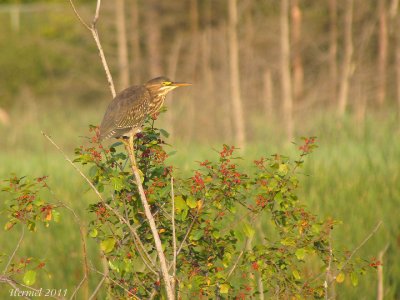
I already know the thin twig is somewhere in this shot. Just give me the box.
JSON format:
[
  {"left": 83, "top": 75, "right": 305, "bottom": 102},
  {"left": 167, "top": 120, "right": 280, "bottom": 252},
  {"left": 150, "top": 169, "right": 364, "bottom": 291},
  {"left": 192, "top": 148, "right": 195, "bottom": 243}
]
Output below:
[
  {"left": 68, "top": 0, "right": 116, "bottom": 97},
  {"left": 68, "top": 0, "right": 90, "bottom": 30},
  {"left": 227, "top": 250, "right": 244, "bottom": 279},
  {"left": 324, "top": 234, "right": 333, "bottom": 300},
  {"left": 125, "top": 136, "right": 174, "bottom": 299},
  {"left": 331, "top": 220, "right": 383, "bottom": 281},
  {"left": 42, "top": 132, "right": 157, "bottom": 276},
  {"left": 0, "top": 275, "right": 31, "bottom": 300},
  {"left": 91, "top": 28, "right": 116, "bottom": 97},
  {"left": 88, "top": 266, "right": 108, "bottom": 300},
  {"left": 69, "top": 274, "right": 87, "bottom": 300},
  {"left": 60, "top": 203, "right": 89, "bottom": 299},
  {"left": 89, "top": 264, "right": 143, "bottom": 299},
  {"left": 226, "top": 235, "right": 252, "bottom": 280},
  {"left": 175, "top": 201, "right": 203, "bottom": 258},
  {"left": 3, "top": 226, "right": 25, "bottom": 274},
  {"left": 93, "top": 0, "right": 101, "bottom": 25},
  {"left": 0, "top": 275, "right": 64, "bottom": 300},
  {"left": 171, "top": 177, "right": 177, "bottom": 294}
]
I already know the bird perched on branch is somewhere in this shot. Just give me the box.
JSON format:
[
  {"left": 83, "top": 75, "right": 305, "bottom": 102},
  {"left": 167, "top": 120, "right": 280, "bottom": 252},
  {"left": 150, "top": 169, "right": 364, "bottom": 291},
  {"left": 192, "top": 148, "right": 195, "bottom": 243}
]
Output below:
[{"left": 99, "top": 76, "right": 191, "bottom": 141}]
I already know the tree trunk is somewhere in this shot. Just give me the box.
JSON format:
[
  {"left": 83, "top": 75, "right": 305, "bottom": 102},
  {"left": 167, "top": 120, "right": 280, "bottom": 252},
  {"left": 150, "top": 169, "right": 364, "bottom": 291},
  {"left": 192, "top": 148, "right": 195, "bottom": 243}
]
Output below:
[
  {"left": 396, "top": 12, "right": 400, "bottom": 118},
  {"left": 280, "top": 0, "right": 294, "bottom": 140},
  {"left": 166, "top": 35, "right": 183, "bottom": 139},
  {"left": 263, "top": 68, "right": 273, "bottom": 120},
  {"left": 291, "top": 0, "right": 303, "bottom": 103},
  {"left": 329, "top": 0, "right": 338, "bottom": 103},
  {"left": 377, "top": 0, "right": 388, "bottom": 106},
  {"left": 390, "top": 0, "right": 399, "bottom": 18},
  {"left": 338, "top": 0, "right": 354, "bottom": 117},
  {"left": 228, "top": 0, "right": 246, "bottom": 149},
  {"left": 190, "top": 0, "right": 199, "bottom": 35},
  {"left": 130, "top": 0, "right": 141, "bottom": 83},
  {"left": 144, "top": 0, "right": 162, "bottom": 77},
  {"left": 116, "top": 0, "right": 130, "bottom": 89}
]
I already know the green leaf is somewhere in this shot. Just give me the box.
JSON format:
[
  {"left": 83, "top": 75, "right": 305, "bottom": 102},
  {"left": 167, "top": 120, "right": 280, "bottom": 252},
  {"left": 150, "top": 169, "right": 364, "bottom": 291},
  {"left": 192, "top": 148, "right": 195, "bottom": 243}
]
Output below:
[
  {"left": 278, "top": 163, "right": 289, "bottom": 176},
  {"left": 27, "top": 221, "right": 36, "bottom": 232},
  {"left": 190, "top": 229, "right": 203, "bottom": 241},
  {"left": 219, "top": 283, "right": 230, "bottom": 294},
  {"left": 52, "top": 210, "right": 61, "bottom": 222},
  {"left": 159, "top": 128, "right": 170, "bottom": 138},
  {"left": 89, "top": 228, "right": 98, "bottom": 238},
  {"left": 212, "top": 231, "right": 220, "bottom": 239},
  {"left": 108, "top": 260, "right": 120, "bottom": 273},
  {"left": 280, "top": 237, "right": 295, "bottom": 246},
  {"left": 89, "top": 166, "right": 98, "bottom": 178},
  {"left": 311, "top": 224, "right": 321, "bottom": 234},
  {"left": 32, "top": 198, "right": 45, "bottom": 206},
  {"left": 23, "top": 270, "right": 36, "bottom": 286},
  {"left": 101, "top": 238, "right": 116, "bottom": 253},
  {"left": 111, "top": 177, "right": 124, "bottom": 192},
  {"left": 243, "top": 222, "right": 255, "bottom": 238},
  {"left": 351, "top": 272, "right": 359, "bottom": 286},
  {"left": 295, "top": 248, "right": 306, "bottom": 260},
  {"left": 186, "top": 197, "right": 197, "bottom": 209},
  {"left": 292, "top": 269, "right": 301, "bottom": 280},
  {"left": 336, "top": 272, "right": 345, "bottom": 283},
  {"left": 174, "top": 196, "right": 188, "bottom": 213}
]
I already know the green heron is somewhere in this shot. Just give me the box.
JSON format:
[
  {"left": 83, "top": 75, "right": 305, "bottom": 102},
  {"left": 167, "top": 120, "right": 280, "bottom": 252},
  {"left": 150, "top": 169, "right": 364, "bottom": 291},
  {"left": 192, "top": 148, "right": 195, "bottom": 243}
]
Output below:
[{"left": 99, "top": 76, "right": 191, "bottom": 141}]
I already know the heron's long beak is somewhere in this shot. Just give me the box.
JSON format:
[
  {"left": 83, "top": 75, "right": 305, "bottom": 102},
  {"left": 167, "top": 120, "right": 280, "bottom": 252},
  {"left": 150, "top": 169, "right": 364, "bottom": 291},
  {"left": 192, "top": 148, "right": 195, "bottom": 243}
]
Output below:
[{"left": 172, "top": 82, "right": 192, "bottom": 87}]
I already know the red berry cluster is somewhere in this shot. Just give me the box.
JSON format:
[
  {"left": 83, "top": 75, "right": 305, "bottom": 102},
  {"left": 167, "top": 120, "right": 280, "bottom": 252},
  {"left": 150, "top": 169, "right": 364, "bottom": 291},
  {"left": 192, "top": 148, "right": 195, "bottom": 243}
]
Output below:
[
  {"left": 369, "top": 257, "right": 382, "bottom": 268},
  {"left": 299, "top": 137, "right": 316, "bottom": 153}
]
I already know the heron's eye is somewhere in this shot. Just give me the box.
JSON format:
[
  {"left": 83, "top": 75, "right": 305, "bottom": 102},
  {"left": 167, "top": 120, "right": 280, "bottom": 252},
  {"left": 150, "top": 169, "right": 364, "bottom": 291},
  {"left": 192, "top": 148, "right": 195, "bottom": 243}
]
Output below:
[{"left": 162, "top": 81, "right": 172, "bottom": 86}]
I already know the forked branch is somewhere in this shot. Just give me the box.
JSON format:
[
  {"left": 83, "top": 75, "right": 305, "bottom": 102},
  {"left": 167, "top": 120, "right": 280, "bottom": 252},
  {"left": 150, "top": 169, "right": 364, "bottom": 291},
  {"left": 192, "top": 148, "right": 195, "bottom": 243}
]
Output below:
[{"left": 68, "top": 0, "right": 116, "bottom": 97}]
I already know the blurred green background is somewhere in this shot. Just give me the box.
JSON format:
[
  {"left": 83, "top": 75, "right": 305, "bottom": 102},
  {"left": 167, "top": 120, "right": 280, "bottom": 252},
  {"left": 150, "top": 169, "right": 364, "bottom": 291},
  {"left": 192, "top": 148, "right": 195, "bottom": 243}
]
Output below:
[{"left": 0, "top": 0, "right": 399, "bottom": 299}]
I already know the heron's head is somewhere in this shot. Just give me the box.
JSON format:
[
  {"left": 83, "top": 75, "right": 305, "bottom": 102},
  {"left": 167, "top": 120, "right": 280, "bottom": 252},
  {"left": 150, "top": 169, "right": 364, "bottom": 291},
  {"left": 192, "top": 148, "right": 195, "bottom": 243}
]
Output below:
[{"left": 145, "top": 76, "right": 191, "bottom": 96}]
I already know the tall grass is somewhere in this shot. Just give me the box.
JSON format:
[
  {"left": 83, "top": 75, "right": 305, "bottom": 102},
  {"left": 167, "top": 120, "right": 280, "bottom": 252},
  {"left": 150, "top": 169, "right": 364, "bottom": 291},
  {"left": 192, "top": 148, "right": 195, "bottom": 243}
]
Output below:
[{"left": 0, "top": 107, "right": 399, "bottom": 299}]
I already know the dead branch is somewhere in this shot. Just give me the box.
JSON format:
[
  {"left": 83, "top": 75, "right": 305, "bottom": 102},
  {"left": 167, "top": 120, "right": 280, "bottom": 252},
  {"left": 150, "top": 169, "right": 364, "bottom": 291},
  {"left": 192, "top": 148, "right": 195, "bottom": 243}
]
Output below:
[
  {"left": 3, "top": 227, "right": 24, "bottom": 274},
  {"left": 377, "top": 244, "right": 390, "bottom": 300},
  {"left": 171, "top": 177, "right": 177, "bottom": 293},
  {"left": 68, "top": 0, "right": 116, "bottom": 97},
  {"left": 125, "top": 136, "right": 175, "bottom": 299},
  {"left": 331, "top": 221, "right": 383, "bottom": 281}
]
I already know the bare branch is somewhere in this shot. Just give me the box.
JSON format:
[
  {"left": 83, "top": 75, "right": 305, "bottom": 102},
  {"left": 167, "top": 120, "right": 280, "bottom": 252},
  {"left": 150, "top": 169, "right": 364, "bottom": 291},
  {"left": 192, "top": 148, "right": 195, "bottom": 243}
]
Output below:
[
  {"left": 60, "top": 203, "right": 89, "bottom": 299},
  {"left": 175, "top": 200, "right": 203, "bottom": 258},
  {"left": 125, "top": 136, "right": 174, "bottom": 299},
  {"left": 3, "top": 227, "right": 25, "bottom": 274},
  {"left": 226, "top": 234, "right": 253, "bottom": 280},
  {"left": 377, "top": 243, "right": 390, "bottom": 300},
  {"left": 91, "top": 29, "right": 116, "bottom": 98},
  {"left": 324, "top": 234, "right": 334, "bottom": 300},
  {"left": 88, "top": 266, "right": 107, "bottom": 300},
  {"left": 89, "top": 264, "right": 143, "bottom": 299},
  {"left": 171, "top": 177, "right": 177, "bottom": 293},
  {"left": 0, "top": 275, "right": 31, "bottom": 300},
  {"left": 227, "top": 250, "right": 243, "bottom": 279},
  {"left": 69, "top": 274, "right": 87, "bottom": 300},
  {"left": 0, "top": 275, "right": 64, "bottom": 300},
  {"left": 68, "top": 0, "right": 116, "bottom": 97},
  {"left": 332, "top": 221, "right": 383, "bottom": 281},
  {"left": 93, "top": 0, "right": 101, "bottom": 26},
  {"left": 68, "top": 0, "right": 90, "bottom": 30}
]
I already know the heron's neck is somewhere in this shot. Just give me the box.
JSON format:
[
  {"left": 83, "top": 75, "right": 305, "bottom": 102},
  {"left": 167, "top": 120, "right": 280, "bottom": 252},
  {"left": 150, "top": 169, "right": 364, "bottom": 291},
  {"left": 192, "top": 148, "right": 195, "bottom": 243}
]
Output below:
[{"left": 148, "top": 92, "right": 166, "bottom": 114}]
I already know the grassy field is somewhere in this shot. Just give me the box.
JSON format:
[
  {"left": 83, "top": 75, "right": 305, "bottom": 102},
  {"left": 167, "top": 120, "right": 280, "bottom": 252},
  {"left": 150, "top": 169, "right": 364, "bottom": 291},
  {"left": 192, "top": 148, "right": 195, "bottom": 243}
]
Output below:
[{"left": 0, "top": 107, "right": 399, "bottom": 299}]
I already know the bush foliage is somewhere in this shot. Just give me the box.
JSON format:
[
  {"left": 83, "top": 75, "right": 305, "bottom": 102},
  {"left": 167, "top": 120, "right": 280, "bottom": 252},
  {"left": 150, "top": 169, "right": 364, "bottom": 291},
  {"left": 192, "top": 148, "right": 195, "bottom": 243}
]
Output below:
[{"left": 1, "top": 116, "right": 376, "bottom": 299}]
